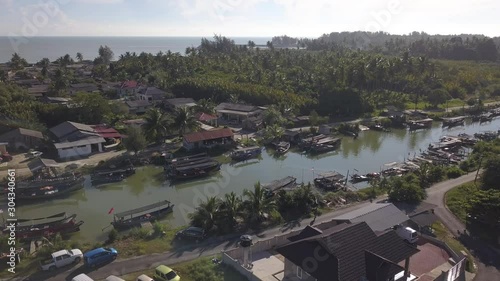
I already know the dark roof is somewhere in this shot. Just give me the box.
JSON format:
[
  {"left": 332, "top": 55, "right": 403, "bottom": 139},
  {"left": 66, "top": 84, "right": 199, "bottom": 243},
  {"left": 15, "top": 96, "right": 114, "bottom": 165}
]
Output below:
[
  {"left": 28, "top": 158, "right": 59, "bottom": 173},
  {"left": 50, "top": 121, "right": 100, "bottom": 142},
  {"left": 140, "top": 86, "right": 166, "bottom": 97},
  {"left": 333, "top": 203, "right": 409, "bottom": 232},
  {"left": 184, "top": 128, "right": 233, "bottom": 143},
  {"left": 410, "top": 212, "right": 439, "bottom": 227},
  {"left": 0, "top": 128, "right": 44, "bottom": 140},
  {"left": 216, "top": 103, "right": 259, "bottom": 112},
  {"left": 393, "top": 202, "right": 438, "bottom": 217},
  {"left": 365, "top": 250, "right": 405, "bottom": 281},
  {"left": 28, "top": 84, "right": 49, "bottom": 94},
  {"left": 277, "top": 222, "right": 419, "bottom": 281},
  {"left": 125, "top": 100, "right": 151, "bottom": 108},
  {"left": 287, "top": 225, "right": 323, "bottom": 242},
  {"left": 165, "top": 98, "right": 196, "bottom": 107}
]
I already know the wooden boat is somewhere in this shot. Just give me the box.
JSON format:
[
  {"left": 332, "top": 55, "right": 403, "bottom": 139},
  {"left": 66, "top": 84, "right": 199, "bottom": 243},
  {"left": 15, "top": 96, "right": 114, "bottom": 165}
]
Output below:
[
  {"left": 309, "top": 138, "right": 341, "bottom": 154},
  {"left": 166, "top": 153, "right": 208, "bottom": 166},
  {"left": 230, "top": 146, "right": 262, "bottom": 162},
  {"left": 369, "top": 124, "right": 390, "bottom": 132},
  {"left": 350, "top": 174, "right": 369, "bottom": 183},
  {"left": 16, "top": 173, "right": 84, "bottom": 189},
  {"left": 442, "top": 117, "right": 465, "bottom": 128},
  {"left": 365, "top": 172, "right": 381, "bottom": 180},
  {"left": 262, "top": 176, "right": 297, "bottom": 196},
  {"left": 169, "top": 161, "right": 222, "bottom": 180},
  {"left": 4, "top": 213, "right": 84, "bottom": 241},
  {"left": 16, "top": 176, "right": 85, "bottom": 201},
  {"left": 275, "top": 142, "right": 290, "bottom": 154},
  {"left": 408, "top": 118, "right": 433, "bottom": 130},
  {"left": 111, "top": 200, "right": 174, "bottom": 230},
  {"left": 314, "top": 172, "right": 345, "bottom": 190},
  {"left": 91, "top": 167, "right": 135, "bottom": 186},
  {"left": 480, "top": 114, "right": 493, "bottom": 123}
]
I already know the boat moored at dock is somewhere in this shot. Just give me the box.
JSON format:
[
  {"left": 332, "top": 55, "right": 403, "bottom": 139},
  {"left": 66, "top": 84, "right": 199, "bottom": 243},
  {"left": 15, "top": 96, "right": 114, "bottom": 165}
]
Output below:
[
  {"left": 230, "top": 146, "right": 262, "bottom": 162},
  {"left": 111, "top": 200, "right": 174, "bottom": 230}
]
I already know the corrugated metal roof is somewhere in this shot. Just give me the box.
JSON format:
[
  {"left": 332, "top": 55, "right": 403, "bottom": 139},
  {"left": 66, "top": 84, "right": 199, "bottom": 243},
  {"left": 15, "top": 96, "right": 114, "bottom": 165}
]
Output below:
[
  {"left": 28, "top": 158, "right": 59, "bottom": 172},
  {"left": 184, "top": 128, "right": 233, "bottom": 143},
  {"left": 334, "top": 203, "right": 409, "bottom": 232},
  {"left": 50, "top": 121, "right": 96, "bottom": 140}
]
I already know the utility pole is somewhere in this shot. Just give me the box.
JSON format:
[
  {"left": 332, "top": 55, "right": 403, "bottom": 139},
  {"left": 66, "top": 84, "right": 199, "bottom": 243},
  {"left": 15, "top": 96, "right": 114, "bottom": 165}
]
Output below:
[{"left": 474, "top": 154, "right": 484, "bottom": 184}]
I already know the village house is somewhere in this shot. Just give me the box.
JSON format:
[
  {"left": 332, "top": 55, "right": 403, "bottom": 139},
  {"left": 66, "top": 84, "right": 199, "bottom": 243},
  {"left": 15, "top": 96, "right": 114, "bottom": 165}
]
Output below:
[
  {"left": 276, "top": 222, "right": 419, "bottom": 281},
  {"left": 183, "top": 128, "right": 234, "bottom": 151},
  {"left": 0, "top": 127, "right": 45, "bottom": 151},
  {"left": 90, "top": 124, "right": 123, "bottom": 150},
  {"left": 215, "top": 103, "right": 265, "bottom": 125},
  {"left": 137, "top": 86, "right": 168, "bottom": 103},
  {"left": 196, "top": 112, "right": 218, "bottom": 127},
  {"left": 40, "top": 96, "right": 71, "bottom": 105},
  {"left": 125, "top": 100, "right": 152, "bottom": 115},
  {"left": 69, "top": 83, "right": 100, "bottom": 95},
  {"left": 119, "top": 80, "right": 140, "bottom": 98},
  {"left": 164, "top": 98, "right": 197, "bottom": 111},
  {"left": 49, "top": 121, "right": 106, "bottom": 159},
  {"left": 100, "top": 81, "right": 121, "bottom": 97},
  {"left": 27, "top": 84, "right": 50, "bottom": 98}
]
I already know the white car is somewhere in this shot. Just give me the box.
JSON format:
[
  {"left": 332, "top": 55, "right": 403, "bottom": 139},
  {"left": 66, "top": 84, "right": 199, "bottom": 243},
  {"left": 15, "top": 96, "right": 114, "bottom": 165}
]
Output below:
[
  {"left": 137, "top": 274, "right": 154, "bottom": 281},
  {"left": 106, "top": 275, "right": 125, "bottom": 281},
  {"left": 28, "top": 151, "right": 43, "bottom": 158}
]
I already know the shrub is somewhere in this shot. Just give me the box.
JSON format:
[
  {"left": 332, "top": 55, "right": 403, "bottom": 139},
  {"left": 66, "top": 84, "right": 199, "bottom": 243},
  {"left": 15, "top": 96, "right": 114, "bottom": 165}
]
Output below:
[
  {"left": 108, "top": 229, "right": 118, "bottom": 243},
  {"left": 129, "top": 227, "right": 150, "bottom": 239},
  {"left": 446, "top": 166, "right": 464, "bottom": 179},
  {"left": 153, "top": 222, "right": 165, "bottom": 237}
]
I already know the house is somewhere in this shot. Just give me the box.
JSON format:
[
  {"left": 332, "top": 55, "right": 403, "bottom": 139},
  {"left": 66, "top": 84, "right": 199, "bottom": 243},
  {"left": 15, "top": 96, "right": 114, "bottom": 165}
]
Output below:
[
  {"left": 100, "top": 82, "right": 121, "bottom": 97},
  {"left": 242, "top": 115, "right": 264, "bottom": 130},
  {"left": 393, "top": 202, "right": 439, "bottom": 233},
  {"left": 14, "top": 79, "right": 41, "bottom": 87},
  {"left": 0, "top": 128, "right": 45, "bottom": 150},
  {"left": 276, "top": 222, "right": 419, "bottom": 281},
  {"left": 288, "top": 116, "right": 310, "bottom": 127},
  {"left": 216, "top": 103, "right": 265, "bottom": 124},
  {"left": 49, "top": 121, "right": 106, "bottom": 159},
  {"left": 164, "top": 98, "right": 197, "bottom": 111},
  {"left": 119, "top": 80, "right": 140, "bottom": 98},
  {"left": 332, "top": 203, "right": 410, "bottom": 232},
  {"left": 183, "top": 128, "right": 233, "bottom": 151},
  {"left": 196, "top": 112, "right": 218, "bottom": 126},
  {"left": 69, "top": 83, "right": 100, "bottom": 95},
  {"left": 40, "top": 96, "right": 71, "bottom": 105},
  {"left": 137, "top": 86, "right": 168, "bottom": 102},
  {"left": 125, "top": 100, "right": 152, "bottom": 115},
  {"left": 27, "top": 84, "right": 50, "bottom": 98}
]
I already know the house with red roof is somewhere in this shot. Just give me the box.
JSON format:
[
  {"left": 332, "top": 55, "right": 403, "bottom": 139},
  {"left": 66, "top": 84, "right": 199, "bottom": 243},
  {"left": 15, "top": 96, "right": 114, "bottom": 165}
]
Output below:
[
  {"left": 183, "top": 128, "right": 234, "bottom": 151},
  {"left": 119, "top": 80, "right": 140, "bottom": 98},
  {"left": 196, "top": 112, "right": 218, "bottom": 127}
]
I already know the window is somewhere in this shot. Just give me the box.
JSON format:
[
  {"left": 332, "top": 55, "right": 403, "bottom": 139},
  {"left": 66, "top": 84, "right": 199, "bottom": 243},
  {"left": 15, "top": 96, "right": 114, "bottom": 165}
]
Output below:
[{"left": 297, "top": 266, "right": 303, "bottom": 279}]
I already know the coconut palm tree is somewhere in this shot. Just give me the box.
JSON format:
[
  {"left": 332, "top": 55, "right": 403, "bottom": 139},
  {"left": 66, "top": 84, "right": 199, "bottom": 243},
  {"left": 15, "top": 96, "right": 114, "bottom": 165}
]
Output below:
[
  {"left": 193, "top": 98, "right": 216, "bottom": 115},
  {"left": 188, "top": 196, "right": 221, "bottom": 231},
  {"left": 219, "top": 192, "right": 242, "bottom": 227},
  {"left": 143, "top": 108, "right": 171, "bottom": 143},
  {"left": 172, "top": 106, "right": 200, "bottom": 135},
  {"left": 242, "top": 182, "right": 276, "bottom": 225}
]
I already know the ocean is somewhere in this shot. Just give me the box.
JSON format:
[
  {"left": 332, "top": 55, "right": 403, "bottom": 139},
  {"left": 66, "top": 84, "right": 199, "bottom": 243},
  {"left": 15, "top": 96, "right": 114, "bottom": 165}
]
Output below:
[{"left": 0, "top": 36, "right": 271, "bottom": 63}]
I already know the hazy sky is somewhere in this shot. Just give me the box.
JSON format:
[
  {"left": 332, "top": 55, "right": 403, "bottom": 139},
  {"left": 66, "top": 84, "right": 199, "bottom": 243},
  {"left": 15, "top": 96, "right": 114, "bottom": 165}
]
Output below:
[{"left": 0, "top": 0, "right": 498, "bottom": 37}]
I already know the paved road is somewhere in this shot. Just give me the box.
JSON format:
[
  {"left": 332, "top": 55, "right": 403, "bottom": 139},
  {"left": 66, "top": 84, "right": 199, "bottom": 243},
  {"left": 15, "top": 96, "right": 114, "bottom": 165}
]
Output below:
[{"left": 425, "top": 172, "right": 500, "bottom": 281}]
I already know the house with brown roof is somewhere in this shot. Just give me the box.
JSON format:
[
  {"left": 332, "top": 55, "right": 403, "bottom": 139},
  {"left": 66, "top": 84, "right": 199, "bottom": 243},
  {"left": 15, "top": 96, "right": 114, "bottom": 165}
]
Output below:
[
  {"left": 276, "top": 222, "right": 419, "bottom": 281},
  {"left": 119, "top": 80, "right": 140, "bottom": 98},
  {"left": 0, "top": 128, "right": 45, "bottom": 151},
  {"left": 183, "top": 128, "right": 233, "bottom": 151},
  {"left": 27, "top": 84, "right": 50, "bottom": 98},
  {"left": 49, "top": 121, "right": 105, "bottom": 159}
]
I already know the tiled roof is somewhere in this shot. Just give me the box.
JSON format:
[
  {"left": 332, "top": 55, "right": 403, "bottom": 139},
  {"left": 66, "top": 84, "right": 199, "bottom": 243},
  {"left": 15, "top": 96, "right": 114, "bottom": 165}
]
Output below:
[
  {"left": 184, "top": 128, "right": 233, "bottom": 143},
  {"left": 90, "top": 124, "right": 122, "bottom": 138},
  {"left": 393, "top": 202, "right": 438, "bottom": 217},
  {"left": 17, "top": 128, "right": 44, "bottom": 139},
  {"left": 27, "top": 158, "right": 59, "bottom": 172},
  {"left": 121, "top": 80, "right": 138, "bottom": 89},
  {"left": 276, "top": 222, "right": 419, "bottom": 281},
  {"left": 125, "top": 100, "right": 151, "bottom": 108},
  {"left": 196, "top": 112, "right": 217, "bottom": 122}
]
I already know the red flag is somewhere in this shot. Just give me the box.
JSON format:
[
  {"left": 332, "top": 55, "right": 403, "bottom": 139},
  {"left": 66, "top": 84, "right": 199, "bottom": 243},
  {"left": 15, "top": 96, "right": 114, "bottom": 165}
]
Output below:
[{"left": 108, "top": 207, "right": 114, "bottom": 214}]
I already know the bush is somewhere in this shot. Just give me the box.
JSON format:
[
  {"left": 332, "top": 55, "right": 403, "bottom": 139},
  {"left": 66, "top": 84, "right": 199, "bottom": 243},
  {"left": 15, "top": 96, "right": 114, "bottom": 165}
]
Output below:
[
  {"left": 446, "top": 166, "right": 464, "bottom": 179},
  {"left": 108, "top": 229, "right": 118, "bottom": 243},
  {"left": 153, "top": 222, "right": 166, "bottom": 237},
  {"left": 129, "top": 227, "right": 150, "bottom": 239}
]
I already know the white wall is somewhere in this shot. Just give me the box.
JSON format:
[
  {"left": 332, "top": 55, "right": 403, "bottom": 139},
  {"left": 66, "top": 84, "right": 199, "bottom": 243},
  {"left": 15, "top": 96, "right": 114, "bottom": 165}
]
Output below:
[{"left": 57, "top": 144, "right": 92, "bottom": 159}]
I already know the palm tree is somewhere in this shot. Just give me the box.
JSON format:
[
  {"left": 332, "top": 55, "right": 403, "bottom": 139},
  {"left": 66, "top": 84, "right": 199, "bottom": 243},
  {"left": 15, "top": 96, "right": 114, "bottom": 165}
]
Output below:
[
  {"left": 193, "top": 98, "right": 216, "bottom": 114},
  {"left": 242, "top": 182, "right": 276, "bottom": 225},
  {"left": 76, "top": 52, "right": 83, "bottom": 62},
  {"left": 143, "top": 108, "right": 171, "bottom": 143},
  {"left": 172, "top": 107, "right": 200, "bottom": 135},
  {"left": 188, "top": 196, "right": 221, "bottom": 231},
  {"left": 219, "top": 192, "right": 242, "bottom": 226}
]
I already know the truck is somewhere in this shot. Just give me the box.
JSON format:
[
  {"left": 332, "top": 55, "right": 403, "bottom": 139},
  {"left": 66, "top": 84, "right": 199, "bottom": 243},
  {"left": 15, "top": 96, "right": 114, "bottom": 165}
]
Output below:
[
  {"left": 393, "top": 225, "right": 418, "bottom": 244},
  {"left": 40, "top": 249, "right": 83, "bottom": 271}
]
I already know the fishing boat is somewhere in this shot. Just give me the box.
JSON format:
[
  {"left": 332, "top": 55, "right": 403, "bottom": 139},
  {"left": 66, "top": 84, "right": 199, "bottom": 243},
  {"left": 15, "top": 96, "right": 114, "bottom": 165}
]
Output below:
[
  {"left": 442, "top": 116, "right": 465, "bottom": 128},
  {"left": 365, "top": 172, "right": 381, "bottom": 180},
  {"left": 480, "top": 113, "right": 493, "bottom": 123},
  {"left": 350, "top": 174, "right": 369, "bottom": 183},
  {"left": 314, "top": 172, "right": 345, "bottom": 190},
  {"left": 91, "top": 167, "right": 135, "bottom": 186},
  {"left": 408, "top": 118, "right": 433, "bottom": 130},
  {"left": 309, "top": 138, "right": 341, "bottom": 154},
  {"left": 16, "top": 175, "right": 85, "bottom": 201},
  {"left": 111, "top": 200, "right": 174, "bottom": 230},
  {"left": 4, "top": 213, "right": 84, "bottom": 241},
  {"left": 369, "top": 124, "right": 391, "bottom": 132},
  {"left": 230, "top": 146, "right": 262, "bottom": 162},
  {"left": 16, "top": 173, "right": 84, "bottom": 189},
  {"left": 262, "top": 176, "right": 297, "bottom": 196},
  {"left": 275, "top": 142, "right": 290, "bottom": 154},
  {"left": 169, "top": 161, "right": 222, "bottom": 181}
]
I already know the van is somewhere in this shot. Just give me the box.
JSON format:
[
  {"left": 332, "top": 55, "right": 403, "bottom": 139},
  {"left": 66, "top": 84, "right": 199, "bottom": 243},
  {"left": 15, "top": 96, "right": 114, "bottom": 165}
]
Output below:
[
  {"left": 72, "top": 273, "right": 94, "bottom": 281},
  {"left": 83, "top": 247, "right": 118, "bottom": 268},
  {"left": 137, "top": 274, "right": 154, "bottom": 281},
  {"left": 394, "top": 225, "right": 418, "bottom": 244}
]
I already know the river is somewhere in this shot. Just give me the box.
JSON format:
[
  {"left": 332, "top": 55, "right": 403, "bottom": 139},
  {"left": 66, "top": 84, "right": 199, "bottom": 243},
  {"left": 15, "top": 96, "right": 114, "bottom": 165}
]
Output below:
[{"left": 13, "top": 118, "right": 500, "bottom": 242}]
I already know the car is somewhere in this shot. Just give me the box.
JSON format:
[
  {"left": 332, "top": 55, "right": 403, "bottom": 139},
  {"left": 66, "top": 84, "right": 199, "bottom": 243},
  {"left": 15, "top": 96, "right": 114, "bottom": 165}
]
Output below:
[
  {"left": 105, "top": 275, "right": 125, "bottom": 281},
  {"left": 154, "top": 265, "right": 180, "bottom": 281},
  {"left": 136, "top": 274, "right": 154, "bottom": 281},
  {"left": 72, "top": 273, "right": 94, "bottom": 281},
  {"left": 83, "top": 247, "right": 118, "bottom": 268},
  {"left": 175, "top": 226, "right": 206, "bottom": 242},
  {"left": 28, "top": 150, "right": 43, "bottom": 158},
  {"left": 39, "top": 249, "right": 83, "bottom": 271}
]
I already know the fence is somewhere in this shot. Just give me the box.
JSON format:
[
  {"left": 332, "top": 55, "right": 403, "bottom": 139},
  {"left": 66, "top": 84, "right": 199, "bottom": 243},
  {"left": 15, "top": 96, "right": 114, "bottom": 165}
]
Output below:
[
  {"left": 222, "top": 252, "right": 261, "bottom": 281},
  {"left": 421, "top": 234, "right": 462, "bottom": 261}
]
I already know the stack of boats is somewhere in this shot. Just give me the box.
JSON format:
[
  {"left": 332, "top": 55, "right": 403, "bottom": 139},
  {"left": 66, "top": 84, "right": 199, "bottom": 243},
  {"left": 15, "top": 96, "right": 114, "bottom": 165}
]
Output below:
[
  {"left": 230, "top": 146, "right": 262, "bottom": 162},
  {"left": 6, "top": 173, "right": 85, "bottom": 202},
  {"left": 165, "top": 153, "right": 221, "bottom": 180},
  {"left": 262, "top": 176, "right": 297, "bottom": 196},
  {"left": 2, "top": 212, "right": 83, "bottom": 241},
  {"left": 111, "top": 200, "right": 174, "bottom": 230},
  {"left": 91, "top": 165, "right": 136, "bottom": 186},
  {"left": 314, "top": 172, "right": 345, "bottom": 191},
  {"left": 299, "top": 134, "right": 342, "bottom": 154},
  {"left": 350, "top": 172, "right": 381, "bottom": 183},
  {"left": 474, "top": 131, "right": 499, "bottom": 141}
]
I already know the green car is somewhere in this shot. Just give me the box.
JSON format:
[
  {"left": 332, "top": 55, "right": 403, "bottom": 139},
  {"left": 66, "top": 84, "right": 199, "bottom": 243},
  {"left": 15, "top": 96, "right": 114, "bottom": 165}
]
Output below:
[{"left": 154, "top": 265, "right": 180, "bottom": 281}]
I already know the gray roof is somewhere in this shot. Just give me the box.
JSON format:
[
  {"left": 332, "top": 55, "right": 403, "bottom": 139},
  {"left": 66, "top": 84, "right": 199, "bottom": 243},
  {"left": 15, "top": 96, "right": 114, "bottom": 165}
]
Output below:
[
  {"left": 0, "top": 128, "right": 44, "bottom": 140},
  {"left": 125, "top": 100, "right": 151, "bottom": 108},
  {"left": 28, "top": 158, "right": 59, "bottom": 172},
  {"left": 216, "top": 102, "right": 259, "bottom": 113},
  {"left": 333, "top": 203, "right": 409, "bottom": 232},
  {"left": 410, "top": 212, "right": 439, "bottom": 227},
  {"left": 50, "top": 121, "right": 99, "bottom": 142},
  {"left": 140, "top": 87, "right": 167, "bottom": 97},
  {"left": 393, "top": 201, "right": 437, "bottom": 217},
  {"left": 165, "top": 98, "right": 196, "bottom": 107},
  {"left": 54, "top": 137, "right": 105, "bottom": 149}
]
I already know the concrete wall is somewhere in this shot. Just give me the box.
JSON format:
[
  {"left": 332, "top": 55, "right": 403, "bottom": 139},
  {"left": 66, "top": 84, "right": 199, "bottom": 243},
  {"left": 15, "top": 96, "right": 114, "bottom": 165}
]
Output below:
[
  {"left": 421, "top": 234, "right": 462, "bottom": 262},
  {"left": 222, "top": 253, "right": 261, "bottom": 281},
  {"left": 57, "top": 144, "right": 92, "bottom": 159}
]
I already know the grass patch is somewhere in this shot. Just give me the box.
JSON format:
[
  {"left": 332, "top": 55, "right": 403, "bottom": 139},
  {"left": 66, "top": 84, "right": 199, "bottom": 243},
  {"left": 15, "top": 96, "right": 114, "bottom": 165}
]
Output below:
[
  {"left": 432, "top": 222, "right": 475, "bottom": 273},
  {"left": 445, "top": 183, "right": 478, "bottom": 224},
  {"left": 108, "top": 256, "right": 248, "bottom": 281}
]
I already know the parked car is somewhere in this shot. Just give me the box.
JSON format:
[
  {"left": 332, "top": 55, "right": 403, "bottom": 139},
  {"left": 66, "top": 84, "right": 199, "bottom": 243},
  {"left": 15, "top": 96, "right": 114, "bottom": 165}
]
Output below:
[
  {"left": 105, "top": 275, "right": 125, "bottom": 281},
  {"left": 72, "top": 273, "right": 94, "bottom": 281},
  {"left": 136, "top": 274, "right": 154, "bottom": 281},
  {"left": 39, "top": 249, "right": 83, "bottom": 271},
  {"left": 83, "top": 247, "right": 118, "bottom": 268},
  {"left": 28, "top": 150, "right": 43, "bottom": 158},
  {"left": 154, "top": 265, "right": 180, "bottom": 281},
  {"left": 175, "top": 226, "right": 206, "bottom": 242}
]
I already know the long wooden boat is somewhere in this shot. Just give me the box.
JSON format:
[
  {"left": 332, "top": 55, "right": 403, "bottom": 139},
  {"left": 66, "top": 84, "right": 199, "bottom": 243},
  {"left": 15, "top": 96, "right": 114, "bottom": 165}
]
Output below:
[
  {"left": 314, "top": 172, "right": 345, "bottom": 190},
  {"left": 111, "top": 200, "right": 174, "bottom": 230},
  {"left": 262, "top": 176, "right": 297, "bottom": 195},
  {"left": 442, "top": 117, "right": 465, "bottom": 128},
  {"left": 15, "top": 173, "right": 84, "bottom": 189},
  {"left": 350, "top": 174, "right": 369, "bottom": 183},
  {"left": 231, "top": 146, "right": 262, "bottom": 162},
  {"left": 275, "top": 142, "right": 290, "bottom": 154},
  {"left": 408, "top": 118, "right": 433, "bottom": 130},
  {"left": 167, "top": 153, "right": 208, "bottom": 166},
  {"left": 4, "top": 213, "right": 84, "bottom": 241},
  {"left": 170, "top": 162, "right": 222, "bottom": 180},
  {"left": 16, "top": 176, "right": 85, "bottom": 201},
  {"left": 91, "top": 167, "right": 135, "bottom": 186}
]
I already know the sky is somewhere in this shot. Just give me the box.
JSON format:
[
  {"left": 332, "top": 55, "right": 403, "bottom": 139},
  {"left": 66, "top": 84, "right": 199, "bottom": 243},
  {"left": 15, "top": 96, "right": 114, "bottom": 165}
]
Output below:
[{"left": 0, "top": 0, "right": 498, "bottom": 37}]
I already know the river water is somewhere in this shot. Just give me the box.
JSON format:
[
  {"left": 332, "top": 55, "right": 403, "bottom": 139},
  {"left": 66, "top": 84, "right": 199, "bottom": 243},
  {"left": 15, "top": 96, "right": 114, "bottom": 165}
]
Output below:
[{"left": 14, "top": 118, "right": 500, "bottom": 242}]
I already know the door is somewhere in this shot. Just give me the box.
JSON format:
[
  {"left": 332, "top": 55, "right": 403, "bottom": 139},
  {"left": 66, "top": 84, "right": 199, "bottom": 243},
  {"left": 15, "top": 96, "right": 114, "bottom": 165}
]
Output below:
[{"left": 60, "top": 254, "right": 72, "bottom": 267}]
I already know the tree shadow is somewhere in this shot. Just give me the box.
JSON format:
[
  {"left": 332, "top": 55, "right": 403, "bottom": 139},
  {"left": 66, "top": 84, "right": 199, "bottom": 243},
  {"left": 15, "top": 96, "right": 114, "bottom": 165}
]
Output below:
[{"left": 458, "top": 232, "right": 500, "bottom": 269}]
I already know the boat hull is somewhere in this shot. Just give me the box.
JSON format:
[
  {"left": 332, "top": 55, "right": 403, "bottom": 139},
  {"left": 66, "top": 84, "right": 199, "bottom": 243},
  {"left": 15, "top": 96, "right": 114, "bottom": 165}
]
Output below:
[
  {"left": 16, "top": 177, "right": 85, "bottom": 202},
  {"left": 111, "top": 205, "right": 174, "bottom": 230}
]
